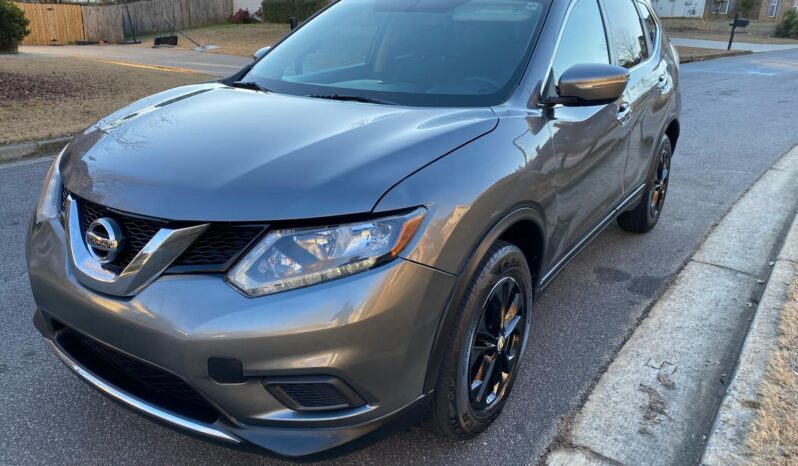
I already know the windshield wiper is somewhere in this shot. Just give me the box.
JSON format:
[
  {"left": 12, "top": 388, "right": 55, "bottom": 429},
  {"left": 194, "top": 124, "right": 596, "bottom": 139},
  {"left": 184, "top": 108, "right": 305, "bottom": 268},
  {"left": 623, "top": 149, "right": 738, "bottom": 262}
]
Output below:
[
  {"left": 307, "top": 94, "right": 397, "bottom": 105},
  {"left": 229, "top": 81, "right": 272, "bottom": 93}
]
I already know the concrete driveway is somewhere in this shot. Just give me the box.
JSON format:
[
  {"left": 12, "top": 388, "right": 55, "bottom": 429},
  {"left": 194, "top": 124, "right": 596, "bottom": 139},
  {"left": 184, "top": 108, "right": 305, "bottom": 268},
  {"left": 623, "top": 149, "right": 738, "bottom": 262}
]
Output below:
[
  {"left": 19, "top": 45, "right": 250, "bottom": 77},
  {"left": 2, "top": 50, "right": 798, "bottom": 465}
]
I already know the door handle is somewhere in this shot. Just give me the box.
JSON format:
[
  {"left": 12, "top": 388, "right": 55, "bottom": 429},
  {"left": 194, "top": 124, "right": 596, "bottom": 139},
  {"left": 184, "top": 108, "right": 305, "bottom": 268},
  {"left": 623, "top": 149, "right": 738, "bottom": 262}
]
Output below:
[
  {"left": 657, "top": 74, "right": 669, "bottom": 92},
  {"left": 617, "top": 102, "right": 632, "bottom": 126}
]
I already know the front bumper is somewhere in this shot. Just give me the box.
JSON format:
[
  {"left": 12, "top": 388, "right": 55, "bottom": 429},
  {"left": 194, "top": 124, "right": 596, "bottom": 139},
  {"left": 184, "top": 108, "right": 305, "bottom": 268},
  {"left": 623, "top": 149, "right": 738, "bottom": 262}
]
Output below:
[{"left": 27, "top": 216, "right": 456, "bottom": 457}]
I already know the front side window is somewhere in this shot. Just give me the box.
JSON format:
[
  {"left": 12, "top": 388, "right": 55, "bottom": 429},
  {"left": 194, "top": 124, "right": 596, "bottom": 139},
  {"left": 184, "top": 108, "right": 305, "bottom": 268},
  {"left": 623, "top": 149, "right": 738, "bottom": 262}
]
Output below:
[
  {"left": 245, "top": 0, "right": 551, "bottom": 107},
  {"left": 552, "top": 0, "right": 610, "bottom": 82},
  {"left": 603, "top": 0, "right": 648, "bottom": 69}
]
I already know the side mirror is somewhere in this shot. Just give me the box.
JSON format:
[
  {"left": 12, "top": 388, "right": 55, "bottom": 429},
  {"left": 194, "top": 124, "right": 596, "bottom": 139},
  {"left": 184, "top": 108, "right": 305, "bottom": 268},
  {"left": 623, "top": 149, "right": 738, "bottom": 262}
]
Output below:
[
  {"left": 550, "top": 64, "right": 629, "bottom": 106},
  {"left": 253, "top": 46, "right": 271, "bottom": 62}
]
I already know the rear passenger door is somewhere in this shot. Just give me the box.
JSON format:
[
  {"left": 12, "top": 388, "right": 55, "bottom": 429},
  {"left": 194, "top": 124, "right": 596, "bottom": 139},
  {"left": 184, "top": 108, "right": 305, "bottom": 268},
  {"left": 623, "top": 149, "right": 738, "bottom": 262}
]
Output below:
[{"left": 600, "top": 0, "right": 667, "bottom": 191}]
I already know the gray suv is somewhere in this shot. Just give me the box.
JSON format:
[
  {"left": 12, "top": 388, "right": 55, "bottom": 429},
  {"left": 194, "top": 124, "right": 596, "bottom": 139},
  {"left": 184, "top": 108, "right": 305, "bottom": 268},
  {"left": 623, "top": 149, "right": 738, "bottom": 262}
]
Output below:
[{"left": 27, "top": 0, "right": 680, "bottom": 458}]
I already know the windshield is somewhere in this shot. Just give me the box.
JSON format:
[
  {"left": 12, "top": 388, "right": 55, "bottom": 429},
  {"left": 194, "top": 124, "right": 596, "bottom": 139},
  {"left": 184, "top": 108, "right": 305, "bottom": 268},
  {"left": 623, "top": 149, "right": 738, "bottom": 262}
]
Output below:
[{"left": 245, "top": 0, "right": 550, "bottom": 107}]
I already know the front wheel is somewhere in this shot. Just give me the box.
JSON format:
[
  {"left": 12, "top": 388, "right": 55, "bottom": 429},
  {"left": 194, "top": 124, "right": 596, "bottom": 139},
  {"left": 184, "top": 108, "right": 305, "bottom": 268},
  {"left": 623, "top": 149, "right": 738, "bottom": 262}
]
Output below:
[
  {"left": 430, "top": 241, "right": 533, "bottom": 438},
  {"left": 618, "top": 135, "right": 672, "bottom": 233}
]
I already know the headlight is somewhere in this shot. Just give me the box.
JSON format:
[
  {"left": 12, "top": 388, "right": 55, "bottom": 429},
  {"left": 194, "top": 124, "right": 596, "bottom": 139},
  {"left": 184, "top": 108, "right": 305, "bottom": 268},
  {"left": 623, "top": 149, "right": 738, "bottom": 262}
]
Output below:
[
  {"left": 35, "top": 146, "right": 66, "bottom": 223},
  {"left": 226, "top": 208, "right": 426, "bottom": 297}
]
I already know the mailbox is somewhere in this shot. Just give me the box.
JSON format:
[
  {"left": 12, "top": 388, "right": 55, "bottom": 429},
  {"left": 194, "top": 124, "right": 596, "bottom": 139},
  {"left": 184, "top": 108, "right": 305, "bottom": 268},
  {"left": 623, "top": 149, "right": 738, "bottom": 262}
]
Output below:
[{"left": 730, "top": 17, "right": 750, "bottom": 28}]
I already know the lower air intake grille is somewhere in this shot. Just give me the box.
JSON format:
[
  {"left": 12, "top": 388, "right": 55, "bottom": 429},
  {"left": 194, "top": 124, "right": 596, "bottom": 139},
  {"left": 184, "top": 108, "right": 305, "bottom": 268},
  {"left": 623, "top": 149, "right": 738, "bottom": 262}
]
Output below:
[
  {"left": 277, "top": 383, "right": 350, "bottom": 408},
  {"left": 263, "top": 377, "right": 366, "bottom": 412},
  {"left": 56, "top": 326, "right": 219, "bottom": 423}
]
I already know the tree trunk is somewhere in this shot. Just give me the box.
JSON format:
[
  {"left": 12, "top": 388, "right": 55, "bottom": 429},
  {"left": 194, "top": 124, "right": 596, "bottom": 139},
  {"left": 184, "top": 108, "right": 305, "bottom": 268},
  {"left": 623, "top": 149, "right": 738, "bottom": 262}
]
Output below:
[{"left": 0, "top": 42, "right": 20, "bottom": 54}]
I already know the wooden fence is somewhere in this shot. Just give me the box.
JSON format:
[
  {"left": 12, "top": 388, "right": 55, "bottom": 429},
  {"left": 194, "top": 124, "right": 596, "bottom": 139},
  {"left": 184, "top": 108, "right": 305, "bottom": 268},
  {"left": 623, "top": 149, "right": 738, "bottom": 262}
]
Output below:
[
  {"left": 17, "top": 3, "right": 85, "bottom": 46},
  {"left": 17, "top": 0, "right": 233, "bottom": 46}
]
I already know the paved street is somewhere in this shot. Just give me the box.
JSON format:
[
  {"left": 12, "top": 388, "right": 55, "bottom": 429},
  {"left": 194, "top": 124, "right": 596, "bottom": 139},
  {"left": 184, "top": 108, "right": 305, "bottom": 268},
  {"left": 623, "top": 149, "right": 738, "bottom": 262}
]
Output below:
[
  {"left": 1, "top": 50, "right": 798, "bottom": 465},
  {"left": 19, "top": 45, "right": 249, "bottom": 77}
]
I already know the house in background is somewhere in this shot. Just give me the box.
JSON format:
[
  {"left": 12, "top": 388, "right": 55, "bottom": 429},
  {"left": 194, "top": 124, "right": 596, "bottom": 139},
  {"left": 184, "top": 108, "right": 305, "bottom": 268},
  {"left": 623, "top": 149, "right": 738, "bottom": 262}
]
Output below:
[
  {"left": 652, "top": 0, "right": 707, "bottom": 18},
  {"left": 654, "top": 0, "right": 796, "bottom": 20},
  {"left": 705, "top": 0, "right": 740, "bottom": 16},
  {"left": 233, "top": 0, "right": 261, "bottom": 13},
  {"left": 758, "top": 0, "right": 798, "bottom": 20}
]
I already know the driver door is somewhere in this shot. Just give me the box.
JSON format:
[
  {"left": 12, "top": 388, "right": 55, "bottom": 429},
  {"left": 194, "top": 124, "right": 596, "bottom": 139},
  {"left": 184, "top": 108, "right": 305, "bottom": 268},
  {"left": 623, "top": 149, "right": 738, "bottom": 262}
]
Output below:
[{"left": 545, "top": 0, "right": 632, "bottom": 261}]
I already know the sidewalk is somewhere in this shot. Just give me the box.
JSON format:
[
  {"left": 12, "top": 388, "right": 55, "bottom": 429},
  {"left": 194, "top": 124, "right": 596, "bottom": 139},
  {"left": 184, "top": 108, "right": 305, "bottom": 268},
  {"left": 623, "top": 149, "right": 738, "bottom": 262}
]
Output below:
[
  {"left": 702, "top": 216, "right": 798, "bottom": 465},
  {"left": 545, "top": 146, "right": 798, "bottom": 466},
  {"left": 670, "top": 37, "right": 798, "bottom": 53},
  {"left": 19, "top": 45, "right": 249, "bottom": 78}
]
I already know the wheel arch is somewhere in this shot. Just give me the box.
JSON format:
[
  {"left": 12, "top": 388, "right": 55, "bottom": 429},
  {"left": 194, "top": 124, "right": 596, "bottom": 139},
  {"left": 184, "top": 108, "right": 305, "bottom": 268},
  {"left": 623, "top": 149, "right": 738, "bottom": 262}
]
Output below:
[
  {"left": 423, "top": 207, "right": 547, "bottom": 393},
  {"left": 664, "top": 116, "right": 680, "bottom": 152}
]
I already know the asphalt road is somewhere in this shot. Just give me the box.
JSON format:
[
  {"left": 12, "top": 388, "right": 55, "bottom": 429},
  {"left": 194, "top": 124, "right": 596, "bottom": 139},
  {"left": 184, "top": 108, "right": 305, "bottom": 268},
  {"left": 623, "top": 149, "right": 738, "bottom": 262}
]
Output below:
[
  {"left": 2, "top": 50, "right": 798, "bottom": 466},
  {"left": 20, "top": 45, "right": 249, "bottom": 77}
]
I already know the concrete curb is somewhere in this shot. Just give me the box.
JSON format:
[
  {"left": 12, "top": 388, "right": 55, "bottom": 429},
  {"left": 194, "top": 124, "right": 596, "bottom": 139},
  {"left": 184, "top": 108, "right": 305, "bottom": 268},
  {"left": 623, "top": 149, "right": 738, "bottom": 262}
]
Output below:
[
  {"left": 0, "top": 136, "right": 72, "bottom": 163},
  {"left": 678, "top": 50, "right": 752, "bottom": 64},
  {"left": 701, "top": 215, "right": 798, "bottom": 465},
  {"left": 545, "top": 145, "right": 798, "bottom": 466}
]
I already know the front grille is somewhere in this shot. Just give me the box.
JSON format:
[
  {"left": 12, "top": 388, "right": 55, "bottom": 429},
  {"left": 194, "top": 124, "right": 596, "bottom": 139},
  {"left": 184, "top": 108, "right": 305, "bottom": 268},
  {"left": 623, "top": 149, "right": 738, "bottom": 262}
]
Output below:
[
  {"left": 77, "top": 196, "right": 165, "bottom": 271},
  {"left": 277, "top": 383, "right": 350, "bottom": 409},
  {"left": 60, "top": 185, "right": 69, "bottom": 214},
  {"left": 173, "top": 225, "right": 263, "bottom": 271},
  {"left": 62, "top": 188, "right": 264, "bottom": 273},
  {"left": 56, "top": 325, "right": 219, "bottom": 423}
]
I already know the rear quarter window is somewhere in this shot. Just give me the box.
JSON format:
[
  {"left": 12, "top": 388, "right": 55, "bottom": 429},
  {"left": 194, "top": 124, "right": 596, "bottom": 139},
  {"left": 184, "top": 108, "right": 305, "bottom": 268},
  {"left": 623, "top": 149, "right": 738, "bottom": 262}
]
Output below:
[{"left": 636, "top": 1, "right": 659, "bottom": 52}]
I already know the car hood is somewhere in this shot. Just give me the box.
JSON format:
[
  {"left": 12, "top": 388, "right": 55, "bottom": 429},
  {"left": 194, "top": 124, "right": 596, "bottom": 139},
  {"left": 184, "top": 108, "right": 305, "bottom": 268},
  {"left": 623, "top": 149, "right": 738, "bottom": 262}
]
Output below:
[{"left": 61, "top": 83, "right": 498, "bottom": 222}]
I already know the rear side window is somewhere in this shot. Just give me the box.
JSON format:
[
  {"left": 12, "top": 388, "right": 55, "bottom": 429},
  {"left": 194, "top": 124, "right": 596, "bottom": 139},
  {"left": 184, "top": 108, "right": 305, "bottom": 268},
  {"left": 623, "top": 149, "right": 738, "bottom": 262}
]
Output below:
[
  {"left": 552, "top": 0, "right": 610, "bottom": 81},
  {"left": 636, "top": 1, "right": 658, "bottom": 51},
  {"left": 603, "top": 0, "right": 648, "bottom": 69}
]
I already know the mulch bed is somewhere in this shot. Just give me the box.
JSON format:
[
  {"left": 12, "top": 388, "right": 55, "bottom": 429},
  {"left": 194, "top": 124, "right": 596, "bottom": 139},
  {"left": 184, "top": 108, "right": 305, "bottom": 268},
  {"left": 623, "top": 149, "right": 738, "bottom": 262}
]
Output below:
[{"left": 0, "top": 71, "right": 84, "bottom": 104}]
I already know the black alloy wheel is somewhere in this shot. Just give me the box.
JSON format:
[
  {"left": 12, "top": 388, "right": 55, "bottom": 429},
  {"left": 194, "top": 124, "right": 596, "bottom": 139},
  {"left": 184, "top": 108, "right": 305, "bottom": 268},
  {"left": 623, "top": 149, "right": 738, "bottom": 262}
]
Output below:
[
  {"left": 649, "top": 144, "right": 671, "bottom": 218},
  {"left": 468, "top": 276, "right": 525, "bottom": 412},
  {"left": 431, "top": 241, "right": 533, "bottom": 438},
  {"left": 617, "top": 135, "right": 673, "bottom": 233}
]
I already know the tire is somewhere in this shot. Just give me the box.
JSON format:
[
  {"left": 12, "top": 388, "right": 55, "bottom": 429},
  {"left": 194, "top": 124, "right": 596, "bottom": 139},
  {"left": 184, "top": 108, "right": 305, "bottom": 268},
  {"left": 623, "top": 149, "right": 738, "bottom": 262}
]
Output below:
[
  {"left": 430, "top": 241, "right": 533, "bottom": 439},
  {"left": 617, "top": 135, "right": 673, "bottom": 233}
]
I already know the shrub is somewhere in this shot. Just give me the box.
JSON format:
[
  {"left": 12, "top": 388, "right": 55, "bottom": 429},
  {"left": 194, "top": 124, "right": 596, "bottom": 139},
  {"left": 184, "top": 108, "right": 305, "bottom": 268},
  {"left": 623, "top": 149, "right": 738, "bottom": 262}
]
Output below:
[
  {"left": 0, "top": 0, "right": 30, "bottom": 53},
  {"left": 261, "top": 0, "right": 329, "bottom": 24},
  {"left": 736, "top": 0, "right": 757, "bottom": 16},
  {"left": 775, "top": 10, "right": 798, "bottom": 38},
  {"left": 228, "top": 8, "right": 255, "bottom": 24}
]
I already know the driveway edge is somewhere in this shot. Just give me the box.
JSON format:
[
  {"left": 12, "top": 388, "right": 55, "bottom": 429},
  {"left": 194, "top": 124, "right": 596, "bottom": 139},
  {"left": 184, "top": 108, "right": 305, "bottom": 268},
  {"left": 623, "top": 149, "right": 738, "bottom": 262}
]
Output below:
[
  {"left": 0, "top": 137, "right": 71, "bottom": 163},
  {"left": 678, "top": 50, "right": 752, "bottom": 64},
  {"left": 700, "top": 215, "right": 798, "bottom": 465},
  {"left": 544, "top": 145, "right": 798, "bottom": 466}
]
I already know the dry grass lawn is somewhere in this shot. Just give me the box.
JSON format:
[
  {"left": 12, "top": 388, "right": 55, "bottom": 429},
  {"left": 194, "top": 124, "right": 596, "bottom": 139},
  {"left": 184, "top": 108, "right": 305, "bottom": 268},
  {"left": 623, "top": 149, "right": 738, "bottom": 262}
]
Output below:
[
  {"left": 664, "top": 18, "right": 798, "bottom": 44},
  {"left": 136, "top": 22, "right": 290, "bottom": 58},
  {"left": 0, "top": 54, "right": 210, "bottom": 145},
  {"left": 744, "top": 267, "right": 798, "bottom": 465}
]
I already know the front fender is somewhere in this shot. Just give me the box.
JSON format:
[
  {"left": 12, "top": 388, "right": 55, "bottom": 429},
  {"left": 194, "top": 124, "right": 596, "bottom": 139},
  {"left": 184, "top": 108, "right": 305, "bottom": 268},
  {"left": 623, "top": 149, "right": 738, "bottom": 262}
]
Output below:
[
  {"left": 373, "top": 114, "right": 557, "bottom": 393},
  {"left": 373, "top": 115, "right": 555, "bottom": 276}
]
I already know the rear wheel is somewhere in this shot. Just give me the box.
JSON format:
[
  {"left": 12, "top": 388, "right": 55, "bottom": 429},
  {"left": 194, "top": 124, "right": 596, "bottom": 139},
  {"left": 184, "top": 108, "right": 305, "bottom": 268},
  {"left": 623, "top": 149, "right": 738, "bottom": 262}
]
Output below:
[
  {"left": 618, "top": 135, "right": 672, "bottom": 233},
  {"left": 431, "top": 241, "right": 533, "bottom": 438}
]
